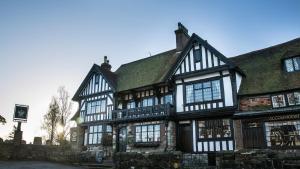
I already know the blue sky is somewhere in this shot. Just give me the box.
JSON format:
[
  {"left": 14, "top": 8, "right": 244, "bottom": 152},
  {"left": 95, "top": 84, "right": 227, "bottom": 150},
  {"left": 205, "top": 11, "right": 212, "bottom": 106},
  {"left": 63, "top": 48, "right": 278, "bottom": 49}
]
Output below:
[{"left": 0, "top": 0, "right": 300, "bottom": 142}]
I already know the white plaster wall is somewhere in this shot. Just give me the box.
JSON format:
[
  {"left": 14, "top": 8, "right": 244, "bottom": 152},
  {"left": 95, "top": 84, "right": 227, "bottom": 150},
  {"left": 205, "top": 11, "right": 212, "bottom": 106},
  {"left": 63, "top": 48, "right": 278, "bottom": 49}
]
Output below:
[
  {"left": 176, "top": 85, "right": 184, "bottom": 112},
  {"left": 223, "top": 76, "right": 233, "bottom": 106}
]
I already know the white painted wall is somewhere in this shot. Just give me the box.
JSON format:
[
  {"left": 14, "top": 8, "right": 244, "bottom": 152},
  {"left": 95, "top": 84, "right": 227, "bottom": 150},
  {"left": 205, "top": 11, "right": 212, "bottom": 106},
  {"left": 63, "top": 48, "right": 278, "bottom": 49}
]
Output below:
[
  {"left": 176, "top": 85, "right": 184, "bottom": 112},
  {"left": 184, "top": 72, "right": 220, "bottom": 82},
  {"left": 192, "top": 120, "right": 196, "bottom": 152},
  {"left": 223, "top": 76, "right": 233, "bottom": 106},
  {"left": 236, "top": 73, "right": 242, "bottom": 93}
]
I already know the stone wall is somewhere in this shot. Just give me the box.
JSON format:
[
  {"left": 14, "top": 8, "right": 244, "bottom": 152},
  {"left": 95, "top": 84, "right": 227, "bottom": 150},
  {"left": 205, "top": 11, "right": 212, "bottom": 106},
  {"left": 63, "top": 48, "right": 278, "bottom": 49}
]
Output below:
[
  {"left": 239, "top": 95, "right": 272, "bottom": 111},
  {"left": 113, "top": 151, "right": 182, "bottom": 169},
  {"left": 216, "top": 149, "right": 300, "bottom": 169},
  {"left": 0, "top": 143, "right": 79, "bottom": 163}
]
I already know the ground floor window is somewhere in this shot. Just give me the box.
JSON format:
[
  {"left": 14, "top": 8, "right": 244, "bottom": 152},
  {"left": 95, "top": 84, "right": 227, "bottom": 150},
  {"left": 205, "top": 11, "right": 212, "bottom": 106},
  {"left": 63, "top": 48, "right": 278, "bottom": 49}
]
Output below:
[
  {"left": 197, "top": 119, "right": 234, "bottom": 152},
  {"left": 265, "top": 120, "right": 300, "bottom": 147},
  {"left": 135, "top": 124, "right": 160, "bottom": 143},
  {"left": 88, "top": 125, "right": 112, "bottom": 145}
]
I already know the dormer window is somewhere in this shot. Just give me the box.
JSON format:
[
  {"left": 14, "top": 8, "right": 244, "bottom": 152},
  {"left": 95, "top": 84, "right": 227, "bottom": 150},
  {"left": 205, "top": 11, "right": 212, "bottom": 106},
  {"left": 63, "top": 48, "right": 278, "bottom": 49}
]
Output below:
[{"left": 284, "top": 56, "right": 300, "bottom": 72}]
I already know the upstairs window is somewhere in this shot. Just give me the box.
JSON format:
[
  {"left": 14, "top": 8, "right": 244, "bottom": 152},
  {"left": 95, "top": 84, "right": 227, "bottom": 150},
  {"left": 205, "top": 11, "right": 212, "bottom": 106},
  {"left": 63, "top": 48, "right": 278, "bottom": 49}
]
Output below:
[
  {"left": 271, "top": 95, "right": 286, "bottom": 108},
  {"left": 127, "top": 101, "right": 135, "bottom": 109},
  {"left": 86, "top": 99, "right": 106, "bottom": 114},
  {"left": 272, "top": 92, "right": 300, "bottom": 108},
  {"left": 142, "top": 97, "right": 153, "bottom": 107},
  {"left": 193, "top": 48, "right": 202, "bottom": 62},
  {"left": 285, "top": 56, "right": 300, "bottom": 72},
  {"left": 185, "top": 79, "right": 222, "bottom": 104},
  {"left": 161, "top": 94, "right": 173, "bottom": 105},
  {"left": 287, "top": 92, "right": 300, "bottom": 106}
]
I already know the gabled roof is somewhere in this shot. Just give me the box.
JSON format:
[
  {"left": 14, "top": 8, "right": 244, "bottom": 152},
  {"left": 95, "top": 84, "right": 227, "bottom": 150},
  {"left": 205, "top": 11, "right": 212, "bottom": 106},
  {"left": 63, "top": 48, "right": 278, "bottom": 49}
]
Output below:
[
  {"left": 115, "top": 49, "right": 179, "bottom": 92},
  {"left": 72, "top": 64, "right": 117, "bottom": 101},
  {"left": 230, "top": 38, "right": 300, "bottom": 96},
  {"left": 165, "top": 33, "right": 244, "bottom": 80}
]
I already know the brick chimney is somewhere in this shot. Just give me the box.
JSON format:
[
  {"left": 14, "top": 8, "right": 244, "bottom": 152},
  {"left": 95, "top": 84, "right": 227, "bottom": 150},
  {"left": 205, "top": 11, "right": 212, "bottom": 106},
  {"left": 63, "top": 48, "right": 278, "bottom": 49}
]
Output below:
[
  {"left": 175, "top": 22, "right": 190, "bottom": 51},
  {"left": 101, "top": 56, "right": 112, "bottom": 71}
]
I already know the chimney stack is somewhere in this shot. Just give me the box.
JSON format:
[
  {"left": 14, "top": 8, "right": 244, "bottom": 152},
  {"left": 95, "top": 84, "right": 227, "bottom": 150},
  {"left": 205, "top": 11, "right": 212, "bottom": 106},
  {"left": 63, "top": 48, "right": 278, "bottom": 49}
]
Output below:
[
  {"left": 101, "top": 56, "right": 112, "bottom": 71},
  {"left": 175, "top": 22, "right": 190, "bottom": 51}
]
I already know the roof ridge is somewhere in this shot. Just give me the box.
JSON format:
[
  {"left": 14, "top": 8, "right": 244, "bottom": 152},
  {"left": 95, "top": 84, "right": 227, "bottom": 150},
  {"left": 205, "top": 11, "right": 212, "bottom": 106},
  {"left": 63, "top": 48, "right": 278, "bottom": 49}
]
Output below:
[
  {"left": 115, "top": 49, "right": 176, "bottom": 71},
  {"left": 231, "top": 37, "right": 300, "bottom": 59}
]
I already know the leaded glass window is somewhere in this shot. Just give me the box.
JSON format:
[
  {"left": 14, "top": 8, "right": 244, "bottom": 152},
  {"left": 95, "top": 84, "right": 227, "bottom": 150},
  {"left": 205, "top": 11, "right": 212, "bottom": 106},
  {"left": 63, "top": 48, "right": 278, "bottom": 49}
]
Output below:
[
  {"left": 135, "top": 124, "right": 160, "bottom": 143},
  {"left": 287, "top": 92, "right": 300, "bottom": 106},
  {"left": 86, "top": 99, "right": 106, "bottom": 115},
  {"left": 285, "top": 56, "right": 300, "bottom": 72},
  {"left": 142, "top": 97, "right": 153, "bottom": 107},
  {"left": 185, "top": 79, "right": 222, "bottom": 104},
  {"left": 198, "top": 119, "right": 232, "bottom": 139},
  {"left": 193, "top": 48, "right": 202, "bottom": 62},
  {"left": 272, "top": 95, "right": 286, "bottom": 108}
]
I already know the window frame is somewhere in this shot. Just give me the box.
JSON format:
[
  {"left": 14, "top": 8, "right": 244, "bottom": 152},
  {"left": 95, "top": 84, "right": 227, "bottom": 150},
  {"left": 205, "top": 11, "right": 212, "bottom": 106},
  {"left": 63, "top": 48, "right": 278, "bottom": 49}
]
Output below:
[
  {"left": 135, "top": 124, "right": 161, "bottom": 143},
  {"left": 271, "top": 91, "right": 300, "bottom": 108},
  {"left": 193, "top": 46, "right": 202, "bottom": 63},
  {"left": 284, "top": 56, "right": 300, "bottom": 73},
  {"left": 88, "top": 125, "right": 112, "bottom": 145},
  {"left": 86, "top": 99, "right": 107, "bottom": 115},
  {"left": 197, "top": 119, "right": 233, "bottom": 140},
  {"left": 184, "top": 78, "right": 223, "bottom": 105}
]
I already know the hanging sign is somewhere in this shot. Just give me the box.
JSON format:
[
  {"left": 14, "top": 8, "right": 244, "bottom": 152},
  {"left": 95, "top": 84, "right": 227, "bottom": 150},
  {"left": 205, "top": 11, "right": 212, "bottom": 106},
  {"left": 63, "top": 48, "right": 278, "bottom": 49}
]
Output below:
[{"left": 13, "top": 104, "right": 29, "bottom": 122}]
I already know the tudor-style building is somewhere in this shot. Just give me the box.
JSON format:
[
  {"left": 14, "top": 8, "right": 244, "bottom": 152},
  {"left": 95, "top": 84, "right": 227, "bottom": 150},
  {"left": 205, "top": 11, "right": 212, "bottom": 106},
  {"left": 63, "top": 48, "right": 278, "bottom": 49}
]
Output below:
[
  {"left": 71, "top": 23, "right": 300, "bottom": 163},
  {"left": 231, "top": 38, "right": 300, "bottom": 149}
]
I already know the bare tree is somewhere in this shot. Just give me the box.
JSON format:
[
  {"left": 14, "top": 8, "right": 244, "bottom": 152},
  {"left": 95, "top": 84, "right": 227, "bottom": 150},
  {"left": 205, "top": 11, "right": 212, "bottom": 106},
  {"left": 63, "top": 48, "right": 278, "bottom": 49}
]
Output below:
[
  {"left": 0, "top": 115, "right": 6, "bottom": 125},
  {"left": 7, "top": 125, "right": 16, "bottom": 140},
  {"left": 41, "top": 97, "right": 60, "bottom": 145},
  {"left": 56, "top": 86, "right": 72, "bottom": 144}
]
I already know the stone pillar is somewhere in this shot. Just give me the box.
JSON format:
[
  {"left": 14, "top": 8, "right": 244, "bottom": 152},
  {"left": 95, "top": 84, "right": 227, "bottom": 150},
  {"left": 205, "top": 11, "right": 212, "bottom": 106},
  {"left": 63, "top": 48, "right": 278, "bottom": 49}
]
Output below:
[
  {"left": 112, "top": 124, "right": 117, "bottom": 152},
  {"left": 13, "top": 122, "right": 22, "bottom": 145},
  {"left": 167, "top": 121, "right": 176, "bottom": 151},
  {"left": 77, "top": 126, "right": 85, "bottom": 150},
  {"left": 233, "top": 120, "right": 244, "bottom": 150},
  {"left": 126, "top": 124, "right": 133, "bottom": 152}
]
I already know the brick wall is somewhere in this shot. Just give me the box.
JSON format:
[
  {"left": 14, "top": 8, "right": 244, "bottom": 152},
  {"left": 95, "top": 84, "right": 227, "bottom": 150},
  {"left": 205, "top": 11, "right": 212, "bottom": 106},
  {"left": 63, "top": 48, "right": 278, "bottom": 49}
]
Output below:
[{"left": 239, "top": 95, "right": 272, "bottom": 111}]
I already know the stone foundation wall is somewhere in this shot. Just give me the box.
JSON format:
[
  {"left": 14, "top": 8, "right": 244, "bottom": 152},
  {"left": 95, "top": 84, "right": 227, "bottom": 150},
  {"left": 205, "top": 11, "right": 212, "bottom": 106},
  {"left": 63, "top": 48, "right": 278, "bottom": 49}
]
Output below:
[
  {"left": 0, "top": 143, "right": 79, "bottom": 162},
  {"left": 113, "top": 151, "right": 182, "bottom": 169},
  {"left": 216, "top": 149, "right": 300, "bottom": 169}
]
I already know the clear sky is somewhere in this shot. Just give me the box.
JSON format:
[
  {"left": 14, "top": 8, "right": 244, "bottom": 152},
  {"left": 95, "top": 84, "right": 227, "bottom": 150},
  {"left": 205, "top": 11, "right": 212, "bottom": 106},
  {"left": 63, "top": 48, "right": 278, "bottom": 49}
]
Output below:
[{"left": 0, "top": 0, "right": 300, "bottom": 143}]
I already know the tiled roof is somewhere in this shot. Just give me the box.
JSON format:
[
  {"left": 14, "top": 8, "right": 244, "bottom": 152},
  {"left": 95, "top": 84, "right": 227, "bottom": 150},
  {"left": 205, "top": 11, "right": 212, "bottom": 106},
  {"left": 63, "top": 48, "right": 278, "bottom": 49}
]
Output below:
[{"left": 230, "top": 38, "right": 300, "bottom": 95}]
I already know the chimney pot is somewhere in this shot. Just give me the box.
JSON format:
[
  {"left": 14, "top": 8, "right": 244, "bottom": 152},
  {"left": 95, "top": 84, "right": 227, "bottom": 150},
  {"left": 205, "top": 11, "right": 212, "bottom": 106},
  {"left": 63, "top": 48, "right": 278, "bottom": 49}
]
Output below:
[{"left": 101, "top": 56, "right": 112, "bottom": 71}]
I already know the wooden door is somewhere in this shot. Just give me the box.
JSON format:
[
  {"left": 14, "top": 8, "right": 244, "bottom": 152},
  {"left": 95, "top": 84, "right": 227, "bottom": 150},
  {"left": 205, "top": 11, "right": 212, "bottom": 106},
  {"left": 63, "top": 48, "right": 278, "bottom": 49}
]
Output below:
[
  {"left": 178, "top": 124, "right": 193, "bottom": 153},
  {"left": 243, "top": 122, "right": 265, "bottom": 148}
]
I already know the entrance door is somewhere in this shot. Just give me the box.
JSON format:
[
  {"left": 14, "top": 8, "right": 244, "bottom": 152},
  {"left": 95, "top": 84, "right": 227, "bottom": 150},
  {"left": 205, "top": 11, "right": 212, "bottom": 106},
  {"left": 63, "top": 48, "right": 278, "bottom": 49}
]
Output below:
[
  {"left": 118, "top": 127, "right": 127, "bottom": 152},
  {"left": 243, "top": 122, "right": 265, "bottom": 148},
  {"left": 178, "top": 123, "right": 193, "bottom": 152}
]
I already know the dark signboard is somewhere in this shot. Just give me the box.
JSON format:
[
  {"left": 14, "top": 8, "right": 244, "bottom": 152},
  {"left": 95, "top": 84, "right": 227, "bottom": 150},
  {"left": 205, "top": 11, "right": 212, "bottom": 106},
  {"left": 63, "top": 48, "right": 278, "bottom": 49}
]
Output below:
[{"left": 14, "top": 104, "right": 29, "bottom": 122}]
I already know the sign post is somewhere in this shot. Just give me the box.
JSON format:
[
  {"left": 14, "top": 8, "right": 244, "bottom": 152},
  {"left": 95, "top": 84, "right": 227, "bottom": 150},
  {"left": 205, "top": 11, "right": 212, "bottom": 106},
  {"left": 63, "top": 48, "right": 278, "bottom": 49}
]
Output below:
[{"left": 13, "top": 104, "right": 29, "bottom": 145}]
